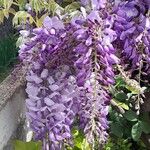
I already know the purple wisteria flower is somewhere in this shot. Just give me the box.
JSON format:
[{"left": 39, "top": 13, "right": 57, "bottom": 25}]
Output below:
[
  {"left": 43, "top": 16, "right": 64, "bottom": 30},
  {"left": 71, "top": 7, "right": 119, "bottom": 144},
  {"left": 73, "top": 10, "right": 118, "bottom": 87},
  {"left": 26, "top": 65, "right": 80, "bottom": 149},
  {"left": 113, "top": 0, "right": 150, "bottom": 74},
  {"left": 19, "top": 0, "right": 122, "bottom": 149},
  {"left": 19, "top": 17, "right": 80, "bottom": 149},
  {"left": 80, "top": 0, "right": 107, "bottom": 9}
]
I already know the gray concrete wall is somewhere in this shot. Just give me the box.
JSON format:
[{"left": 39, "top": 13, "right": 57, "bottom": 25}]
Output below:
[{"left": 0, "top": 67, "right": 26, "bottom": 150}]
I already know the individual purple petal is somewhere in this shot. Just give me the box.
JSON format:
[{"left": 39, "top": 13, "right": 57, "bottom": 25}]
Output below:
[
  {"left": 44, "top": 98, "right": 55, "bottom": 106},
  {"left": 74, "top": 43, "right": 88, "bottom": 54},
  {"left": 87, "top": 10, "right": 101, "bottom": 23},
  {"left": 86, "top": 37, "right": 92, "bottom": 46},
  {"left": 91, "top": 0, "right": 106, "bottom": 9},
  {"left": 54, "top": 113, "right": 65, "bottom": 121},
  {"left": 49, "top": 84, "right": 60, "bottom": 91},
  {"left": 51, "top": 17, "right": 64, "bottom": 29},
  {"left": 51, "top": 104, "right": 66, "bottom": 112},
  {"left": 43, "top": 16, "right": 53, "bottom": 29},
  {"left": 109, "top": 54, "right": 120, "bottom": 64},
  {"left": 26, "top": 99, "right": 36, "bottom": 107},
  {"left": 41, "top": 69, "right": 49, "bottom": 78},
  {"left": 43, "top": 16, "right": 64, "bottom": 30}
]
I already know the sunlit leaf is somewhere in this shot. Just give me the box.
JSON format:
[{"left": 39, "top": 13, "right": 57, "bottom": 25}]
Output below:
[
  {"left": 0, "top": 10, "right": 4, "bottom": 23},
  {"left": 30, "top": 0, "right": 45, "bottom": 13},
  {"left": 47, "top": 0, "right": 63, "bottom": 15},
  {"left": 82, "top": 139, "right": 91, "bottom": 150},
  {"left": 131, "top": 121, "right": 142, "bottom": 141},
  {"left": 125, "top": 85, "right": 140, "bottom": 94},
  {"left": 71, "top": 127, "right": 91, "bottom": 150},
  {"left": 13, "top": 11, "right": 35, "bottom": 26},
  {"left": 16, "top": 0, "right": 26, "bottom": 9},
  {"left": 14, "top": 140, "right": 42, "bottom": 150},
  {"left": 4, "top": 0, "right": 13, "bottom": 9},
  {"left": 3, "top": 9, "right": 9, "bottom": 18},
  {"left": 113, "top": 99, "right": 129, "bottom": 110},
  {"left": 65, "top": 2, "right": 80, "bottom": 13},
  {"left": 36, "top": 13, "right": 48, "bottom": 27},
  {"left": 72, "top": 128, "right": 84, "bottom": 149}
]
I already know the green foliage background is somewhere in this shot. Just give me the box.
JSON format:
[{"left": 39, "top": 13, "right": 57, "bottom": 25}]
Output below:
[{"left": 0, "top": 34, "right": 18, "bottom": 82}]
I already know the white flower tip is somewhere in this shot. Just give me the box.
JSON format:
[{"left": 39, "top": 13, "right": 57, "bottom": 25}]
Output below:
[
  {"left": 20, "top": 30, "right": 30, "bottom": 37},
  {"left": 80, "top": 7, "right": 87, "bottom": 18},
  {"left": 26, "top": 131, "right": 33, "bottom": 142}
]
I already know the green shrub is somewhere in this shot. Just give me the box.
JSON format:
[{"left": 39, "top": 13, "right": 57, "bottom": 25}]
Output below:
[{"left": 0, "top": 34, "right": 18, "bottom": 81}]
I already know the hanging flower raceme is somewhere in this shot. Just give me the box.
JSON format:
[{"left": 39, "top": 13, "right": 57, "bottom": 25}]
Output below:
[
  {"left": 72, "top": 6, "right": 119, "bottom": 145},
  {"left": 26, "top": 65, "right": 80, "bottom": 149},
  {"left": 113, "top": 0, "right": 150, "bottom": 74},
  {"left": 73, "top": 10, "right": 118, "bottom": 87},
  {"left": 78, "top": 74, "right": 110, "bottom": 145},
  {"left": 80, "top": 0, "right": 107, "bottom": 10},
  {"left": 19, "top": 0, "right": 121, "bottom": 149},
  {"left": 19, "top": 16, "right": 66, "bottom": 66},
  {"left": 19, "top": 16, "right": 80, "bottom": 150}
]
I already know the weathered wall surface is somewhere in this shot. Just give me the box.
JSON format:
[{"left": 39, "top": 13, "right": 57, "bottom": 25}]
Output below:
[
  {"left": 0, "top": 87, "right": 26, "bottom": 150},
  {"left": 0, "top": 67, "right": 26, "bottom": 150}
]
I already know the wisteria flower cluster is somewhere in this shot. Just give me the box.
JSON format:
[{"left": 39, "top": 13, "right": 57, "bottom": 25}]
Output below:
[
  {"left": 19, "top": 0, "right": 150, "bottom": 149},
  {"left": 114, "top": 0, "right": 150, "bottom": 74},
  {"left": 26, "top": 65, "right": 79, "bottom": 149}
]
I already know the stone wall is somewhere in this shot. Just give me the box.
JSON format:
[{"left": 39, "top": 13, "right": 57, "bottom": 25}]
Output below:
[{"left": 0, "top": 67, "right": 26, "bottom": 150}]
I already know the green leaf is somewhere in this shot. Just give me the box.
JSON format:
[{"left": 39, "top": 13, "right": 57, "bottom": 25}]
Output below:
[
  {"left": 65, "top": 2, "right": 80, "bottom": 13},
  {"left": 14, "top": 140, "right": 42, "bottom": 150},
  {"left": 71, "top": 128, "right": 91, "bottom": 150},
  {"left": 17, "top": 0, "right": 26, "bottom": 10},
  {"left": 30, "top": 0, "right": 46, "bottom": 13},
  {"left": 110, "top": 122, "right": 123, "bottom": 138},
  {"left": 113, "top": 99, "right": 129, "bottom": 110},
  {"left": 72, "top": 128, "right": 84, "bottom": 149},
  {"left": 124, "top": 110, "right": 138, "bottom": 122},
  {"left": 3, "top": 9, "right": 9, "bottom": 18},
  {"left": 82, "top": 139, "right": 91, "bottom": 150},
  {"left": 13, "top": 11, "right": 34, "bottom": 26},
  {"left": 115, "top": 92, "right": 128, "bottom": 101},
  {"left": 141, "top": 121, "right": 150, "bottom": 134},
  {"left": 115, "top": 76, "right": 126, "bottom": 87},
  {"left": 47, "top": 0, "right": 63, "bottom": 15},
  {"left": 131, "top": 121, "right": 142, "bottom": 141},
  {"left": 0, "top": 10, "right": 4, "bottom": 23},
  {"left": 125, "top": 85, "right": 140, "bottom": 94},
  {"left": 4, "top": 0, "right": 13, "bottom": 9},
  {"left": 62, "top": 0, "right": 76, "bottom": 7}
]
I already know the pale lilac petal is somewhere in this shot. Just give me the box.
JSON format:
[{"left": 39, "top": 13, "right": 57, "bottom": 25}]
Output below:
[
  {"left": 41, "top": 69, "right": 49, "bottom": 78},
  {"left": 44, "top": 98, "right": 55, "bottom": 106}
]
